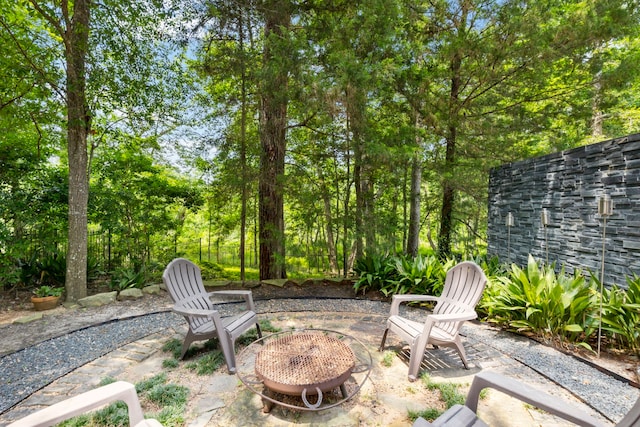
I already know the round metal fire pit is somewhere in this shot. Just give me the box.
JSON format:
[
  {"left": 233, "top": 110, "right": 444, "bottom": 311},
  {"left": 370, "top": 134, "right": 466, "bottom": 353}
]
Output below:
[
  {"left": 255, "top": 332, "right": 355, "bottom": 396},
  {"left": 237, "top": 329, "right": 372, "bottom": 412}
]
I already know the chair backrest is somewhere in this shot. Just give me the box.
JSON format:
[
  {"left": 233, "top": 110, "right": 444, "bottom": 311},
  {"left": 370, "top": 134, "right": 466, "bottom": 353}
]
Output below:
[
  {"left": 434, "top": 261, "right": 487, "bottom": 334},
  {"left": 163, "top": 258, "right": 214, "bottom": 329},
  {"left": 163, "top": 258, "right": 207, "bottom": 303}
]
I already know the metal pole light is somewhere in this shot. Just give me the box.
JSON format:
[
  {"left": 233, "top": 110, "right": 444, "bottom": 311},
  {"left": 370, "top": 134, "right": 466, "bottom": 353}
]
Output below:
[
  {"left": 541, "top": 209, "right": 550, "bottom": 265},
  {"left": 506, "top": 212, "right": 514, "bottom": 263},
  {"left": 597, "top": 194, "right": 613, "bottom": 357}
]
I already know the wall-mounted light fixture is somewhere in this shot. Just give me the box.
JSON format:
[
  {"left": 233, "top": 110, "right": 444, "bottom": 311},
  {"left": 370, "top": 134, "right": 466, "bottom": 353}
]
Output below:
[
  {"left": 597, "top": 194, "right": 613, "bottom": 357},
  {"left": 506, "top": 212, "right": 514, "bottom": 263},
  {"left": 541, "top": 209, "right": 550, "bottom": 265}
]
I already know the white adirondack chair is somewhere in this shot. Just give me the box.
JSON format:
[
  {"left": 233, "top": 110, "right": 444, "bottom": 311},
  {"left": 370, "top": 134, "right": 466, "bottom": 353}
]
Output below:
[
  {"left": 380, "top": 261, "right": 487, "bottom": 381},
  {"left": 162, "top": 258, "right": 262, "bottom": 373},
  {"left": 414, "top": 370, "right": 640, "bottom": 427},
  {"left": 8, "top": 381, "right": 161, "bottom": 427}
]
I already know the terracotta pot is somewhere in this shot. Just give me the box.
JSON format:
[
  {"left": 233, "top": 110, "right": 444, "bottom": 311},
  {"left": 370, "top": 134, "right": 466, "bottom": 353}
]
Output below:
[{"left": 31, "top": 295, "right": 61, "bottom": 311}]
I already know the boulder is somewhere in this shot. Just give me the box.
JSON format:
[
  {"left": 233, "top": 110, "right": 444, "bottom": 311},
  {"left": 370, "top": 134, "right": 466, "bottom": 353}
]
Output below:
[
  {"left": 78, "top": 291, "right": 117, "bottom": 307},
  {"left": 142, "top": 284, "right": 162, "bottom": 295},
  {"left": 118, "top": 288, "right": 144, "bottom": 301}
]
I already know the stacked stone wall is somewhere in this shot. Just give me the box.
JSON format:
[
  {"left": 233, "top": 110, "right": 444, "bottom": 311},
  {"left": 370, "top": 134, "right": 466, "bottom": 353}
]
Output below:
[{"left": 487, "top": 133, "right": 640, "bottom": 287}]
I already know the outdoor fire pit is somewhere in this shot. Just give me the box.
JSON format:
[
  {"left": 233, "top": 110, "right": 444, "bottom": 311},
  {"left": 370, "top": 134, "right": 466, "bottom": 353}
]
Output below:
[{"left": 237, "top": 329, "right": 372, "bottom": 412}]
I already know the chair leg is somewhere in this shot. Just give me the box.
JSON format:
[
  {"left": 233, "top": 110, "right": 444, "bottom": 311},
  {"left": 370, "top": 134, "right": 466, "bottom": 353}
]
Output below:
[
  {"left": 453, "top": 337, "right": 469, "bottom": 369},
  {"left": 179, "top": 331, "right": 198, "bottom": 360},
  {"left": 407, "top": 341, "right": 423, "bottom": 382},
  {"left": 255, "top": 322, "right": 262, "bottom": 339},
  {"left": 220, "top": 333, "right": 238, "bottom": 374},
  {"left": 379, "top": 329, "right": 389, "bottom": 352}
]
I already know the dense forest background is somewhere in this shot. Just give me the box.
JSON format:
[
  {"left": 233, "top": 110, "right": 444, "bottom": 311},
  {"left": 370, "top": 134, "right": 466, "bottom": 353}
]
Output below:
[{"left": 1, "top": 0, "right": 639, "bottom": 301}]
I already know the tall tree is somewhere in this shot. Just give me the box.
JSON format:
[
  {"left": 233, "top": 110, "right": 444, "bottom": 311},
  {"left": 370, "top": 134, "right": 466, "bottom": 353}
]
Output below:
[
  {"left": 258, "top": 0, "right": 291, "bottom": 279},
  {"left": 19, "top": 0, "right": 92, "bottom": 301}
]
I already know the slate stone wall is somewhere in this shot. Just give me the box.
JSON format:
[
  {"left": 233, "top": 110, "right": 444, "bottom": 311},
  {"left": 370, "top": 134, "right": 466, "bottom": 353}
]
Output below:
[{"left": 487, "top": 133, "right": 640, "bottom": 287}]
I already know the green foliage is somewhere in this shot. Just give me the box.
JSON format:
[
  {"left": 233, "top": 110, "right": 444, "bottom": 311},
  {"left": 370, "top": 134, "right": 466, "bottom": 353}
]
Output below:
[
  {"left": 33, "top": 285, "right": 64, "bottom": 298},
  {"left": 381, "top": 351, "right": 395, "bottom": 367},
  {"left": 408, "top": 375, "right": 466, "bottom": 422},
  {"left": 198, "top": 261, "right": 225, "bottom": 280},
  {"left": 408, "top": 407, "right": 443, "bottom": 423},
  {"left": 135, "top": 373, "right": 168, "bottom": 394},
  {"left": 60, "top": 374, "right": 188, "bottom": 427},
  {"left": 391, "top": 255, "right": 453, "bottom": 297},
  {"left": 109, "top": 262, "right": 160, "bottom": 291},
  {"left": 353, "top": 253, "right": 454, "bottom": 297},
  {"left": 600, "top": 274, "right": 640, "bottom": 355},
  {"left": 162, "top": 339, "right": 183, "bottom": 360},
  {"left": 185, "top": 351, "right": 225, "bottom": 375},
  {"left": 145, "top": 384, "right": 189, "bottom": 407},
  {"left": 480, "top": 255, "right": 596, "bottom": 345},
  {"left": 162, "top": 358, "right": 179, "bottom": 369},
  {"left": 352, "top": 254, "right": 398, "bottom": 295},
  {"left": 36, "top": 253, "right": 66, "bottom": 287},
  {"left": 421, "top": 375, "right": 465, "bottom": 409}
]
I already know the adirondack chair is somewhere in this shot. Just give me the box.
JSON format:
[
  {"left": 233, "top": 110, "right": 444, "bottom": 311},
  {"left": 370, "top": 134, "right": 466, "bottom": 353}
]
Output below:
[
  {"left": 8, "top": 381, "right": 162, "bottom": 427},
  {"left": 414, "top": 370, "right": 640, "bottom": 427},
  {"left": 162, "top": 258, "right": 262, "bottom": 373},
  {"left": 380, "top": 261, "right": 487, "bottom": 381}
]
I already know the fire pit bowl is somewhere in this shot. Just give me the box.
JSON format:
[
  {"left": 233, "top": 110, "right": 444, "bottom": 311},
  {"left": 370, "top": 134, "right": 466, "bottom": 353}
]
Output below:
[{"left": 237, "top": 329, "right": 372, "bottom": 412}]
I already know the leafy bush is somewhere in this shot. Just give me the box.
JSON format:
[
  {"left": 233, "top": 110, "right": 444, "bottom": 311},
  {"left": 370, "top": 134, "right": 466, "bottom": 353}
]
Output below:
[
  {"left": 37, "top": 253, "right": 66, "bottom": 287},
  {"left": 198, "top": 261, "right": 225, "bottom": 280},
  {"left": 600, "top": 274, "right": 640, "bottom": 354},
  {"left": 110, "top": 266, "right": 147, "bottom": 291},
  {"left": 353, "top": 253, "right": 398, "bottom": 294},
  {"left": 388, "top": 254, "right": 451, "bottom": 296},
  {"left": 33, "top": 285, "right": 64, "bottom": 297},
  {"left": 480, "top": 255, "right": 597, "bottom": 346}
]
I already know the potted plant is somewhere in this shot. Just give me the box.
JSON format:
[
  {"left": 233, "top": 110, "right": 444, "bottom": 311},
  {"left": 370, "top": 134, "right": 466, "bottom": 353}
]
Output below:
[{"left": 31, "top": 285, "right": 64, "bottom": 311}]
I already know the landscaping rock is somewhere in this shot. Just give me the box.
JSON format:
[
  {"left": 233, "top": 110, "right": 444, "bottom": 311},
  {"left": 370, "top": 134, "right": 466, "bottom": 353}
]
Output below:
[
  {"left": 77, "top": 291, "right": 117, "bottom": 307},
  {"left": 12, "top": 313, "right": 43, "bottom": 324},
  {"left": 260, "top": 279, "right": 290, "bottom": 287},
  {"left": 142, "top": 285, "right": 162, "bottom": 295},
  {"left": 118, "top": 288, "right": 144, "bottom": 301}
]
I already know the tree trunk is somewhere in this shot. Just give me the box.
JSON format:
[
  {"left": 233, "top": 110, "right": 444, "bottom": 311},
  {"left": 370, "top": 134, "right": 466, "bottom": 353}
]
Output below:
[
  {"left": 258, "top": 1, "right": 290, "bottom": 280},
  {"left": 438, "top": 50, "right": 462, "bottom": 259},
  {"left": 347, "top": 85, "right": 367, "bottom": 258},
  {"left": 64, "top": 0, "right": 91, "bottom": 302},
  {"left": 317, "top": 165, "right": 339, "bottom": 274},
  {"left": 406, "top": 150, "right": 422, "bottom": 258},
  {"left": 239, "top": 9, "right": 248, "bottom": 282}
]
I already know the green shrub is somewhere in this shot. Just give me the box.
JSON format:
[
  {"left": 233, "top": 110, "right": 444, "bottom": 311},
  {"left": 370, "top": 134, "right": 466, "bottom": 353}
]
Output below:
[
  {"left": 388, "top": 254, "right": 452, "bottom": 297},
  {"left": 198, "top": 261, "right": 225, "bottom": 279},
  {"left": 37, "top": 253, "right": 66, "bottom": 287},
  {"left": 352, "top": 253, "right": 398, "bottom": 294},
  {"left": 601, "top": 274, "right": 640, "bottom": 354},
  {"left": 110, "top": 266, "right": 146, "bottom": 291},
  {"left": 481, "top": 255, "right": 596, "bottom": 346}
]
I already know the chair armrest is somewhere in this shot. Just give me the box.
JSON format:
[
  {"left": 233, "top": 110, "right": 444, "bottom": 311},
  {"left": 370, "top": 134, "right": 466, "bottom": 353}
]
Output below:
[
  {"left": 8, "top": 381, "right": 161, "bottom": 427},
  {"left": 390, "top": 294, "right": 439, "bottom": 316},
  {"left": 465, "top": 371, "right": 606, "bottom": 427},
  {"left": 210, "top": 290, "right": 257, "bottom": 311},
  {"left": 427, "top": 311, "right": 477, "bottom": 324},
  {"left": 172, "top": 304, "right": 218, "bottom": 318}
]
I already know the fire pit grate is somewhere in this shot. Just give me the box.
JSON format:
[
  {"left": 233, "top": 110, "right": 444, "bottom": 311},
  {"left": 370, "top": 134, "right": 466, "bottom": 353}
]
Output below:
[
  {"left": 255, "top": 332, "right": 355, "bottom": 396},
  {"left": 237, "top": 329, "right": 372, "bottom": 412}
]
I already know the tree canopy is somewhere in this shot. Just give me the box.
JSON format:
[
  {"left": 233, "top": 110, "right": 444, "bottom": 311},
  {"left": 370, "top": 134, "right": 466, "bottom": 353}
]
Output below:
[{"left": 1, "top": 0, "right": 639, "bottom": 292}]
